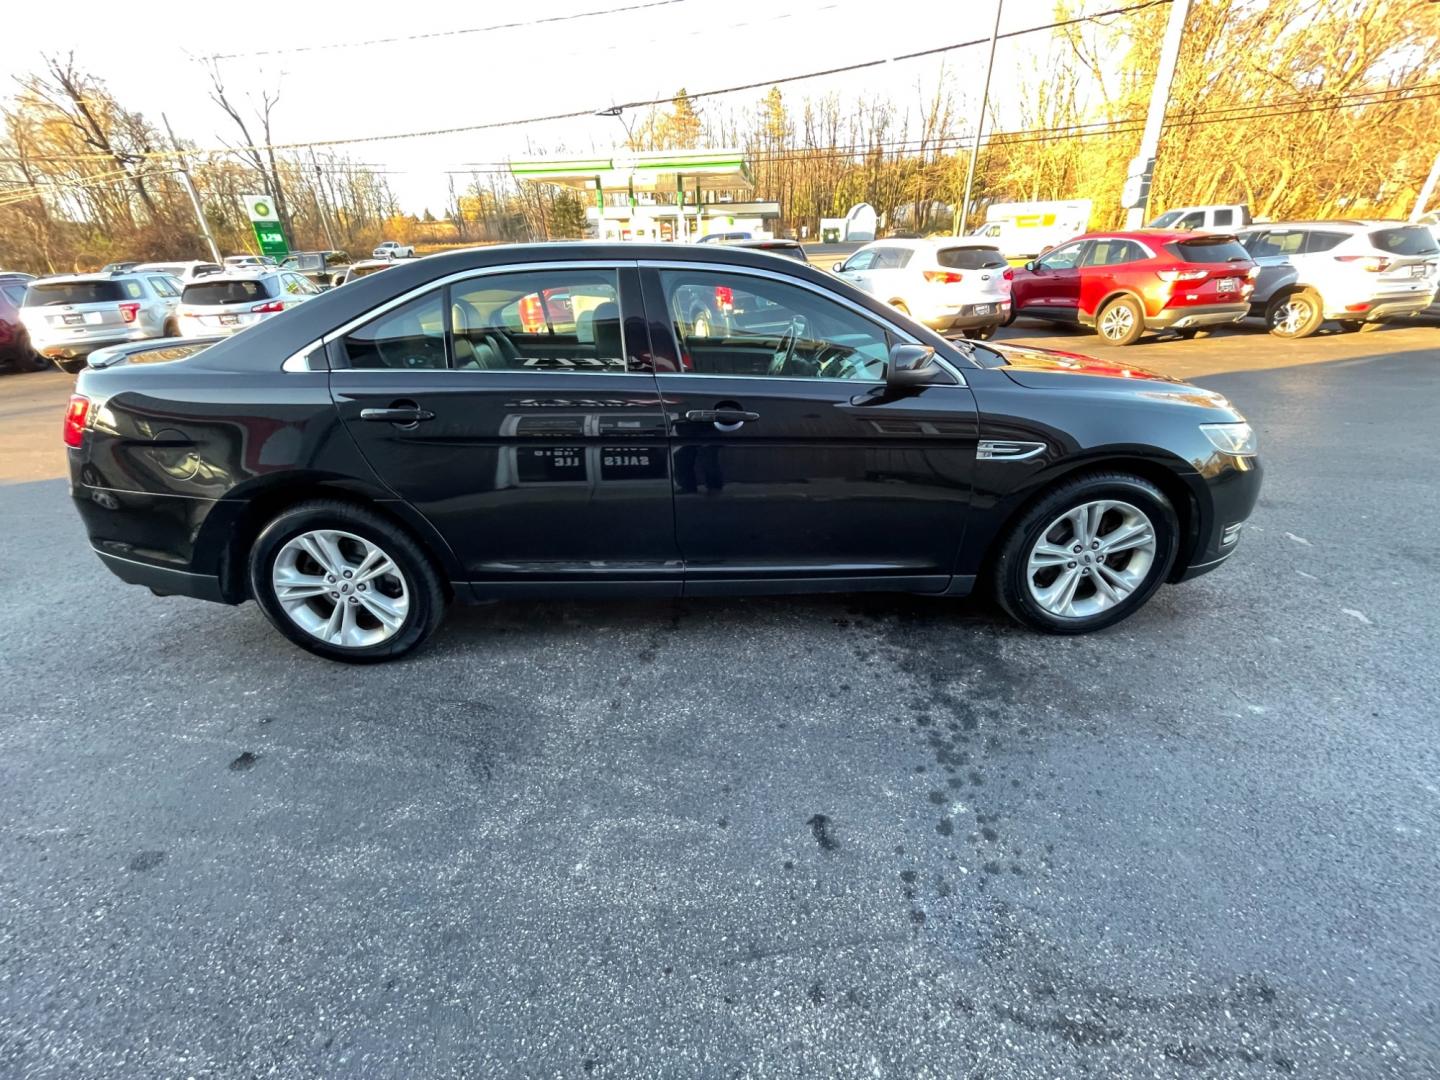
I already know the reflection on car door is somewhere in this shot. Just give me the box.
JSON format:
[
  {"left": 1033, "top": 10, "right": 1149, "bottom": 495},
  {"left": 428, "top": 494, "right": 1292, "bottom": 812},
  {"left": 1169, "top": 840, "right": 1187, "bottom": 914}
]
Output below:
[
  {"left": 1026, "top": 239, "right": 1089, "bottom": 319},
  {"left": 328, "top": 263, "right": 680, "bottom": 594},
  {"left": 641, "top": 264, "right": 979, "bottom": 592}
]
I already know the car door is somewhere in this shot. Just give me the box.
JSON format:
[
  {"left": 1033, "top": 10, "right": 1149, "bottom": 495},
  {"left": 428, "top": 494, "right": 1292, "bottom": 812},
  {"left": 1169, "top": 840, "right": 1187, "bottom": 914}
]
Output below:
[
  {"left": 328, "top": 262, "right": 680, "bottom": 594},
  {"left": 835, "top": 248, "right": 877, "bottom": 294},
  {"left": 641, "top": 263, "right": 979, "bottom": 593},
  {"left": 1241, "top": 230, "right": 1302, "bottom": 305},
  {"left": 1077, "top": 237, "right": 1145, "bottom": 315},
  {"left": 1015, "top": 239, "right": 1089, "bottom": 319}
]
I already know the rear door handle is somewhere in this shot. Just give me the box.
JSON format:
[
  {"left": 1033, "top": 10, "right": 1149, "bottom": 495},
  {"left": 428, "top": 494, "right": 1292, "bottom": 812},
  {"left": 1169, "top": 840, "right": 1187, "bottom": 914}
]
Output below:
[
  {"left": 360, "top": 405, "right": 435, "bottom": 425},
  {"left": 684, "top": 409, "right": 759, "bottom": 425}
]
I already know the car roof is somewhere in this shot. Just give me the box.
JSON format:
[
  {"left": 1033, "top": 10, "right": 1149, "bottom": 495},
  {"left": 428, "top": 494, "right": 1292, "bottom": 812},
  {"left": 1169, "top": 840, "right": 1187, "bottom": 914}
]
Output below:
[
  {"left": 861, "top": 237, "right": 1002, "bottom": 250},
  {"left": 1073, "top": 229, "right": 1235, "bottom": 244},
  {"left": 31, "top": 273, "right": 139, "bottom": 284}
]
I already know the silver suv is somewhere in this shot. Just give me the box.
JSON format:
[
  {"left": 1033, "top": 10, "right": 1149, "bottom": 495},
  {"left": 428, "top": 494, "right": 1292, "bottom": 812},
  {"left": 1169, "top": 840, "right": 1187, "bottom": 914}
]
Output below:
[
  {"left": 1238, "top": 221, "right": 1439, "bottom": 337},
  {"left": 176, "top": 270, "right": 321, "bottom": 338},
  {"left": 20, "top": 271, "right": 181, "bottom": 372}
]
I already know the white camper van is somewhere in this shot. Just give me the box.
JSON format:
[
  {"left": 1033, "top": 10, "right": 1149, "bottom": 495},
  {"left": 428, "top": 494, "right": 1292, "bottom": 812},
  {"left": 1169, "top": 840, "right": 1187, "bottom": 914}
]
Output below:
[{"left": 971, "top": 200, "right": 1092, "bottom": 261}]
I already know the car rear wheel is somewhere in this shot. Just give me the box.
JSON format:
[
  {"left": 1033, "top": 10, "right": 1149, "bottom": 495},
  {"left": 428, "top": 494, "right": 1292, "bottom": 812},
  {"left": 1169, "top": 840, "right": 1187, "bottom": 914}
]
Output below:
[
  {"left": 993, "top": 472, "right": 1179, "bottom": 634},
  {"left": 1095, "top": 296, "right": 1145, "bottom": 346},
  {"left": 249, "top": 500, "right": 447, "bottom": 663},
  {"left": 964, "top": 324, "right": 998, "bottom": 341},
  {"left": 1266, "top": 290, "right": 1323, "bottom": 338},
  {"left": 163, "top": 317, "right": 179, "bottom": 337}
]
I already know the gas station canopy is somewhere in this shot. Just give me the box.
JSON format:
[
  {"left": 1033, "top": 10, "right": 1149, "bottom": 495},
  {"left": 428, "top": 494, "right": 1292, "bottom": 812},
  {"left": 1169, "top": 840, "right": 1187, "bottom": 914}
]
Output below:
[{"left": 510, "top": 149, "right": 754, "bottom": 194}]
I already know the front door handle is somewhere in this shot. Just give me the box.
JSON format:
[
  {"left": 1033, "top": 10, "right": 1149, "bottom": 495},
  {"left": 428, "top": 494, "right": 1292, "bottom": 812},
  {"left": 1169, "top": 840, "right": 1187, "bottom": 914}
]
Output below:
[
  {"left": 684, "top": 408, "right": 759, "bottom": 425},
  {"left": 360, "top": 403, "right": 435, "bottom": 425}
]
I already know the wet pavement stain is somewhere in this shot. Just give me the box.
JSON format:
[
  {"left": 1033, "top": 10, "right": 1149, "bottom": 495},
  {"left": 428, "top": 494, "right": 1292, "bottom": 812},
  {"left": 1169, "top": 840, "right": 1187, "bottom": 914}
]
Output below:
[
  {"left": 805, "top": 813, "right": 839, "bottom": 852},
  {"left": 228, "top": 751, "right": 260, "bottom": 772},
  {"left": 127, "top": 850, "right": 166, "bottom": 872}
]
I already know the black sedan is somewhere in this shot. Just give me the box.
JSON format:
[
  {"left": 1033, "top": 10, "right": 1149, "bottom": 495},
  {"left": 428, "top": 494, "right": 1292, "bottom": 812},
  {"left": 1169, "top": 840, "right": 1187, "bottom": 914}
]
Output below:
[{"left": 64, "top": 243, "right": 1261, "bottom": 662}]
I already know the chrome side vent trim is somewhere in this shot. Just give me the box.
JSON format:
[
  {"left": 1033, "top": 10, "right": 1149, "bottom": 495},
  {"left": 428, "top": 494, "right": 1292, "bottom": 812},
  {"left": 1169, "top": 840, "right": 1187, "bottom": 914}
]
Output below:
[{"left": 977, "top": 439, "right": 1046, "bottom": 461}]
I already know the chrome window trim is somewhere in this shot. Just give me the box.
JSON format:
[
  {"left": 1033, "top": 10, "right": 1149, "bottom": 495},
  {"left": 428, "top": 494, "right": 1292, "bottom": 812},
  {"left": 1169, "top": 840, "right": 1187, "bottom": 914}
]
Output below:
[{"left": 638, "top": 258, "right": 968, "bottom": 385}]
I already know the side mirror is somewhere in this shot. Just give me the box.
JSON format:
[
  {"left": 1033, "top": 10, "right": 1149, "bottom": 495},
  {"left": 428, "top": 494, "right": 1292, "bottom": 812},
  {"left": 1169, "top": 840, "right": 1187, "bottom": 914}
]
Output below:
[
  {"left": 832, "top": 261, "right": 845, "bottom": 272},
  {"left": 886, "top": 343, "right": 937, "bottom": 392},
  {"left": 1024, "top": 260, "right": 1038, "bottom": 272}
]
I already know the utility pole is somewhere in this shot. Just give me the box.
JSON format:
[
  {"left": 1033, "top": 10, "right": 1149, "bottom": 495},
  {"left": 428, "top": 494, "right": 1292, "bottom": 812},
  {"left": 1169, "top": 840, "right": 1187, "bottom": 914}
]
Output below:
[
  {"left": 1123, "top": 0, "right": 1193, "bottom": 229},
  {"left": 1410, "top": 147, "right": 1440, "bottom": 221},
  {"left": 957, "top": 0, "right": 1003, "bottom": 236},
  {"left": 163, "top": 113, "right": 222, "bottom": 264},
  {"left": 310, "top": 149, "right": 340, "bottom": 250}
]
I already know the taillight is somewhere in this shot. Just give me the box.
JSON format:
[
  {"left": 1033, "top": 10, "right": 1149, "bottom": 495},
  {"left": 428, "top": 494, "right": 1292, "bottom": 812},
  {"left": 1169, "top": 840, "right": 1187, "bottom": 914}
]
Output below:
[
  {"left": 1002, "top": 268, "right": 1015, "bottom": 281},
  {"left": 1335, "top": 255, "right": 1391, "bottom": 272},
  {"left": 714, "top": 286, "right": 734, "bottom": 310},
  {"left": 923, "top": 270, "right": 964, "bottom": 284},
  {"left": 63, "top": 394, "right": 90, "bottom": 448},
  {"left": 1157, "top": 269, "right": 1208, "bottom": 282},
  {"left": 118, "top": 302, "right": 140, "bottom": 323},
  {"left": 251, "top": 301, "right": 286, "bottom": 313}
]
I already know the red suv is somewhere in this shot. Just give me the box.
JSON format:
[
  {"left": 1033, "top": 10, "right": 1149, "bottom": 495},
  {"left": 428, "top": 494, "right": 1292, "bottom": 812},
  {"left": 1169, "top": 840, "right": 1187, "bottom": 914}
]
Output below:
[{"left": 1007, "top": 230, "right": 1256, "bottom": 345}]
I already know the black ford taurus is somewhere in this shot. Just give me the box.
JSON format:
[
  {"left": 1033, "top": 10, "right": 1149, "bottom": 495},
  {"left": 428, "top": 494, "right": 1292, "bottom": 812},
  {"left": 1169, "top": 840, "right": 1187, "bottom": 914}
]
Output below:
[{"left": 64, "top": 243, "right": 1261, "bottom": 662}]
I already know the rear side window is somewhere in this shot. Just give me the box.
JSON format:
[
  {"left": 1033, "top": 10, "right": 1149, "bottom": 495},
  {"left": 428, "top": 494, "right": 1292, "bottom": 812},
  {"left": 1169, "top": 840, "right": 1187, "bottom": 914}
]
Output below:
[
  {"left": 1212, "top": 209, "right": 1234, "bottom": 226},
  {"left": 182, "top": 279, "right": 274, "bottom": 305},
  {"left": 1303, "top": 231, "right": 1348, "bottom": 254},
  {"left": 343, "top": 291, "right": 447, "bottom": 370},
  {"left": 1081, "top": 239, "right": 1146, "bottom": 267},
  {"left": 1168, "top": 238, "right": 1251, "bottom": 263},
  {"left": 452, "top": 269, "right": 625, "bottom": 372},
  {"left": 25, "top": 281, "right": 127, "bottom": 305},
  {"left": 2, "top": 284, "right": 26, "bottom": 306},
  {"left": 936, "top": 246, "right": 1009, "bottom": 270},
  {"left": 1368, "top": 226, "right": 1439, "bottom": 256}
]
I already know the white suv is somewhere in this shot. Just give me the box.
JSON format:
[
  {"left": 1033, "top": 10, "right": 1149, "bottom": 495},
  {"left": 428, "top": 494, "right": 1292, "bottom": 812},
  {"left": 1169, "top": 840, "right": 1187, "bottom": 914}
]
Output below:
[
  {"left": 176, "top": 270, "right": 321, "bottom": 338},
  {"left": 20, "top": 272, "right": 181, "bottom": 372},
  {"left": 834, "top": 238, "right": 1012, "bottom": 338},
  {"left": 1238, "top": 221, "right": 1439, "bottom": 337}
]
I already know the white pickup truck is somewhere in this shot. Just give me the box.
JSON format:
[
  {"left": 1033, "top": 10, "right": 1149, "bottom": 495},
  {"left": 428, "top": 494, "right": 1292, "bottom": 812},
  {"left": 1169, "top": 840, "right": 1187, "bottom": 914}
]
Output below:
[
  {"left": 372, "top": 241, "right": 416, "bottom": 260},
  {"left": 1148, "top": 205, "right": 1253, "bottom": 231}
]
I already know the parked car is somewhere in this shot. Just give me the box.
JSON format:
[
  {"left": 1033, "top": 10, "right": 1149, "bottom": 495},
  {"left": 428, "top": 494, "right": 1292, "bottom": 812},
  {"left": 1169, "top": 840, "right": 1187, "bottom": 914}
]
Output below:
[
  {"left": 835, "top": 238, "right": 1012, "bottom": 339},
  {"left": 720, "top": 238, "right": 810, "bottom": 264},
  {"left": 64, "top": 242, "right": 1261, "bottom": 662},
  {"left": 372, "top": 241, "right": 416, "bottom": 260},
  {"left": 1148, "top": 205, "right": 1253, "bottom": 231},
  {"left": 1, "top": 272, "right": 43, "bottom": 373},
  {"left": 99, "top": 261, "right": 141, "bottom": 273},
  {"left": 1236, "top": 221, "right": 1439, "bottom": 337},
  {"left": 224, "top": 255, "right": 279, "bottom": 270},
  {"left": 176, "top": 270, "right": 322, "bottom": 338},
  {"left": 330, "top": 259, "right": 400, "bottom": 287},
  {"left": 20, "top": 272, "right": 181, "bottom": 372},
  {"left": 971, "top": 199, "right": 1092, "bottom": 261},
  {"left": 1007, "top": 230, "right": 1256, "bottom": 345},
  {"left": 133, "top": 260, "right": 224, "bottom": 283},
  {"left": 698, "top": 231, "right": 753, "bottom": 243},
  {"left": 280, "top": 250, "right": 352, "bottom": 287}
]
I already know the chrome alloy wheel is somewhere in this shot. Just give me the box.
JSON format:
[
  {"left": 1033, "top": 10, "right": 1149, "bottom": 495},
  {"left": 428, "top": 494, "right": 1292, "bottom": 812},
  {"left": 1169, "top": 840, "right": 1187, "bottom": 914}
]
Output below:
[
  {"left": 271, "top": 529, "right": 410, "bottom": 648},
  {"left": 1271, "top": 297, "right": 1310, "bottom": 335},
  {"left": 1099, "top": 304, "right": 1136, "bottom": 340},
  {"left": 1026, "top": 500, "right": 1157, "bottom": 619}
]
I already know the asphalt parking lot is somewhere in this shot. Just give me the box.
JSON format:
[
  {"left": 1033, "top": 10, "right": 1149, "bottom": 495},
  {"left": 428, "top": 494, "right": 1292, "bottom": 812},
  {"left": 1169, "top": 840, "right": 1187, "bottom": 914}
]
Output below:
[{"left": 2, "top": 318, "right": 1439, "bottom": 1078}]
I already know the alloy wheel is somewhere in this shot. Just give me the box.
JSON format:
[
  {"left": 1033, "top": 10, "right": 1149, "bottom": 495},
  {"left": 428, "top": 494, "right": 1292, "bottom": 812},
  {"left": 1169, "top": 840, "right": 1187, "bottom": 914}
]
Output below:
[
  {"left": 271, "top": 529, "right": 410, "bottom": 648},
  {"left": 1271, "top": 298, "right": 1310, "bottom": 335},
  {"left": 1025, "top": 499, "right": 1157, "bottom": 619},
  {"left": 1099, "top": 304, "right": 1135, "bottom": 340}
]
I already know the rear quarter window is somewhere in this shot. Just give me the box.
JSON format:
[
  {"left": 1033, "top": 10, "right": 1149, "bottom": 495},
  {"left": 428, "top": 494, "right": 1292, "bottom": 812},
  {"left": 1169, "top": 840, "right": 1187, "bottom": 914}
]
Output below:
[
  {"left": 182, "top": 279, "right": 274, "bottom": 304},
  {"left": 25, "top": 281, "right": 127, "bottom": 305},
  {"left": 1168, "top": 238, "right": 1251, "bottom": 263},
  {"left": 1368, "top": 227, "right": 1439, "bottom": 256},
  {"left": 936, "top": 246, "right": 1009, "bottom": 270}
]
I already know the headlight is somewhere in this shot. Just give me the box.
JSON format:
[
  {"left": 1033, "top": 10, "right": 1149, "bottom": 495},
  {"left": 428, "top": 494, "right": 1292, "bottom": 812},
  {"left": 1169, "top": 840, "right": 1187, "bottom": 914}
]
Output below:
[{"left": 1200, "top": 421, "right": 1257, "bottom": 456}]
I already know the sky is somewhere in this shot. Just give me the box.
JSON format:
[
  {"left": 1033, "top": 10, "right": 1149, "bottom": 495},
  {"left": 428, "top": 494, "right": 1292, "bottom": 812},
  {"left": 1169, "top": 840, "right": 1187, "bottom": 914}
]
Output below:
[{"left": 0, "top": 0, "right": 1062, "bottom": 213}]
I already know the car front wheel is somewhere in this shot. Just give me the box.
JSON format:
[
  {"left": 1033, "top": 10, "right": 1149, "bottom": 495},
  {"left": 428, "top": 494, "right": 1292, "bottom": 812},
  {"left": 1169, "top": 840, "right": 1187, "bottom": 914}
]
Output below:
[
  {"left": 249, "top": 500, "right": 447, "bottom": 663},
  {"left": 993, "top": 472, "right": 1180, "bottom": 634}
]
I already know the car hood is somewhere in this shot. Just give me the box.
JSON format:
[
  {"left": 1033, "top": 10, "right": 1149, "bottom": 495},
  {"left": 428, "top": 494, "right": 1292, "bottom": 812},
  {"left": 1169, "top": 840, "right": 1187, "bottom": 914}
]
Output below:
[{"left": 987, "top": 341, "right": 1242, "bottom": 417}]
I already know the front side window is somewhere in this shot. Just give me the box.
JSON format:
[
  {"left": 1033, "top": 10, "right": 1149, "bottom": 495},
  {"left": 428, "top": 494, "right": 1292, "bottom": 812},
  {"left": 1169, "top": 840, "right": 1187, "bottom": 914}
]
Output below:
[
  {"left": 342, "top": 291, "right": 447, "bottom": 370},
  {"left": 1245, "top": 231, "right": 1304, "bottom": 258},
  {"left": 1036, "top": 241, "right": 1087, "bottom": 271},
  {"left": 1176, "top": 211, "right": 1206, "bottom": 229},
  {"left": 841, "top": 250, "right": 876, "bottom": 273},
  {"left": 659, "top": 270, "right": 890, "bottom": 381},
  {"left": 147, "top": 276, "right": 179, "bottom": 297},
  {"left": 450, "top": 268, "right": 626, "bottom": 373}
]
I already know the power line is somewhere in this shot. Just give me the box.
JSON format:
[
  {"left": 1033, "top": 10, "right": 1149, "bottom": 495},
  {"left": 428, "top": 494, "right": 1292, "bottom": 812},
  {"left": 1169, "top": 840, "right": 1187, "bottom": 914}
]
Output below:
[{"left": 201, "top": 0, "right": 695, "bottom": 61}]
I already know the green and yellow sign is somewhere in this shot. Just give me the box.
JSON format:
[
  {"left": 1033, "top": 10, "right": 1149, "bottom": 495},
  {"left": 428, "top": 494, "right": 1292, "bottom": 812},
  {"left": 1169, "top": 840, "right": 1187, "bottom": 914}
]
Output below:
[{"left": 241, "top": 194, "right": 289, "bottom": 259}]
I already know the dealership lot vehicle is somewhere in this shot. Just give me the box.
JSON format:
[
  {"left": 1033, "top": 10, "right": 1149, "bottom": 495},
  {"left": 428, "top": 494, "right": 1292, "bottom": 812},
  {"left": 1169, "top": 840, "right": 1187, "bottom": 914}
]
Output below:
[
  {"left": 223, "top": 254, "right": 278, "bottom": 270},
  {"left": 280, "top": 249, "right": 352, "bottom": 287},
  {"left": 372, "top": 241, "right": 416, "bottom": 259},
  {"left": 20, "top": 272, "right": 181, "bottom": 372},
  {"left": 971, "top": 199, "right": 1092, "bottom": 261},
  {"left": 836, "top": 238, "right": 1012, "bottom": 338},
  {"left": 330, "top": 259, "right": 401, "bottom": 287},
  {"left": 1, "top": 272, "right": 41, "bottom": 373},
  {"left": 133, "top": 259, "right": 224, "bottom": 283},
  {"left": 1148, "top": 203, "right": 1253, "bottom": 230},
  {"left": 66, "top": 243, "right": 1260, "bottom": 662},
  {"left": 720, "top": 237, "right": 810, "bottom": 263},
  {"left": 1008, "top": 230, "right": 1256, "bottom": 345},
  {"left": 1238, "top": 221, "right": 1439, "bottom": 337},
  {"left": 175, "top": 270, "right": 321, "bottom": 338}
]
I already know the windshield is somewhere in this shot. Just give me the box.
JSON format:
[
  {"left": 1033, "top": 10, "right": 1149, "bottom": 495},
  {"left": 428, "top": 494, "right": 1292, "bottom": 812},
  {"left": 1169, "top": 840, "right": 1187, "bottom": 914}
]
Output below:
[
  {"left": 1369, "top": 226, "right": 1439, "bottom": 256},
  {"left": 1168, "top": 237, "right": 1251, "bottom": 263},
  {"left": 25, "top": 280, "right": 127, "bottom": 305},
  {"left": 182, "top": 279, "right": 274, "bottom": 304}
]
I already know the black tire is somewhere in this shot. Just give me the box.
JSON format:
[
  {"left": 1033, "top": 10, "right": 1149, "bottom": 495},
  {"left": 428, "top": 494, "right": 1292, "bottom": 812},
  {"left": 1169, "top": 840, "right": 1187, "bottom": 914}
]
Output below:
[
  {"left": 1095, "top": 296, "right": 1146, "bottom": 346},
  {"left": 992, "top": 472, "right": 1180, "bottom": 635},
  {"left": 1001, "top": 305, "right": 1017, "bottom": 327},
  {"left": 1266, "top": 289, "right": 1323, "bottom": 339},
  {"left": 163, "top": 317, "right": 179, "bottom": 337},
  {"left": 52, "top": 357, "right": 85, "bottom": 375},
  {"left": 1336, "top": 320, "right": 1364, "bottom": 333},
  {"left": 1174, "top": 327, "right": 1211, "bottom": 340},
  {"left": 965, "top": 323, "right": 998, "bottom": 341},
  {"left": 248, "top": 499, "right": 447, "bottom": 663}
]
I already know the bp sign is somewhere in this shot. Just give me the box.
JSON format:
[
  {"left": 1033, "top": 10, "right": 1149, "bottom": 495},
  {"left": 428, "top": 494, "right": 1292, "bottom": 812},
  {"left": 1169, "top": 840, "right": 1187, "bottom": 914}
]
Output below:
[{"left": 241, "top": 193, "right": 289, "bottom": 259}]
